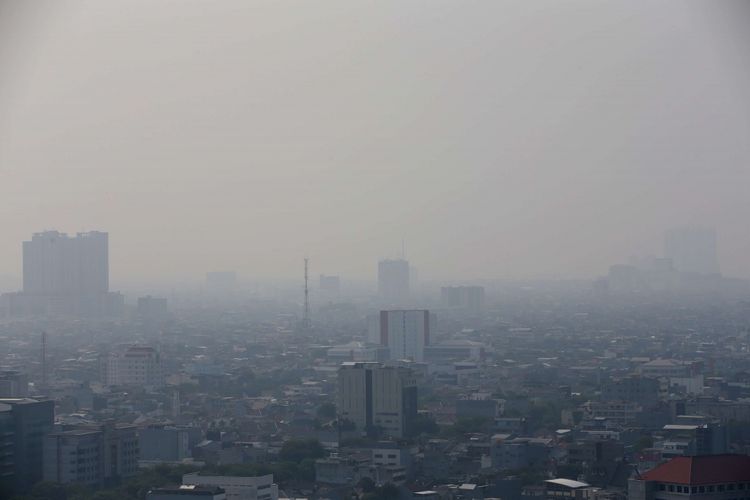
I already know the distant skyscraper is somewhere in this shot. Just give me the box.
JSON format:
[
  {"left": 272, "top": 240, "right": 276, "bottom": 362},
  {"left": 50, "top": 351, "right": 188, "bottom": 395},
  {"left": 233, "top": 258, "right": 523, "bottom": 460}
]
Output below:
[
  {"left": 337, "top": 362, "right": 418, "bottom": 438},
  {"left": 441, "top": 286, "right": 485, "bottom": 311},
  {"left": 377, "top": 259, "right": 410, "bottom": 302},
  {"left": 664, "top": 227, "right": 720, "bottom": 275},
  {"left": 379, "top": 309, "right": 430, "bottom": 362},
  {"left": 3, "top": 231, "right": 123, "bottom": 317},
  {"left": 23, "top": 231, "right": 108, "bottom": 295}
]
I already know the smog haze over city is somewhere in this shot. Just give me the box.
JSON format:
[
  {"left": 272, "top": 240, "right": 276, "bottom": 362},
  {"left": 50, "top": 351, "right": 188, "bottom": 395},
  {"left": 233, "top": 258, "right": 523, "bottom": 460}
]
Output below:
[
  {"left": 1, "top": 2, "right": 750, "bottom": 500},
  {"left": 1, "top": 1, "right": 750, "bottom": 288}
]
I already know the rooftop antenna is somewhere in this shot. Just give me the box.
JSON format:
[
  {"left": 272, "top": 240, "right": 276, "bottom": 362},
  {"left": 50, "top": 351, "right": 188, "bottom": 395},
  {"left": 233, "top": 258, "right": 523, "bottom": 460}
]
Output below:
[
  {"left": 401, "top": 238, "right": 406, "bottom": 260},
  {"left": 303, "top": 258, "right": 311, "bottom": 331}
]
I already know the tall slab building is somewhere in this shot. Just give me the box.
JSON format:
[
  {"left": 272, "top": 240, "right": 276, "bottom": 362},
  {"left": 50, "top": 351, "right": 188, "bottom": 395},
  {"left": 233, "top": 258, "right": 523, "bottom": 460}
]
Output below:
[
  {"left": 379, "top": 309, "right": 430, "bottom": 362},
  {"left": 377, "top": 259, "right": 410, "bottom": 303},
  {"left": 337, "top": 362, "right": 417, "bottom": 439},
  {"left": 2, "top": 231, "right": 123, "bottom": 317}
]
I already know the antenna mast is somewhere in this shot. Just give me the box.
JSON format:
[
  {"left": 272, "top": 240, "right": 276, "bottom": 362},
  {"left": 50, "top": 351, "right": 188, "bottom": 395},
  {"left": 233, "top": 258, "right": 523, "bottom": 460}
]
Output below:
[{"left": 303, "top": 258, "right": 311, "bottom": 330}]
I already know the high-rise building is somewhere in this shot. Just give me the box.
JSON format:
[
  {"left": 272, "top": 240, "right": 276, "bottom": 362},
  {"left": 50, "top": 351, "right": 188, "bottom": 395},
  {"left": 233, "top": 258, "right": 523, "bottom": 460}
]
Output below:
[
  {"left": 378, "top": 259, "right": 410, "bottom": 302},
  {"left": 337, "top": 362, "right": 418, "bottom": 439},
  {"left": 2, "top": 231, "right": 123, "bottom": 317},
  {"left": 101, "top": 345, "right": 164, "bottom": 388},
  {"left": 664, "top": 227, "right": 720, "bottom": 275},
  {"left": 379, "top": 310, "right": 431, "bottom": 362},
  {"left": 441, "top": 286, "right": 485, "bottom": 311},
  {"left": 22, "top": 230, "right": 108, "bottom": 295},
  {"left": 0, "top": 398, "right": 55, "bottom": 493},
  {"left": 43, "top": 423, "right": 139, "bottom": 486}
]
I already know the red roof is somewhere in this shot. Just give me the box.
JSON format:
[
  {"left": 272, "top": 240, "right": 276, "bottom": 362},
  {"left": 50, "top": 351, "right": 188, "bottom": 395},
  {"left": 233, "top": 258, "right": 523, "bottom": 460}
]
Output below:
[{"left": 640, "top": 455, "right": 750, "bottom": 485}]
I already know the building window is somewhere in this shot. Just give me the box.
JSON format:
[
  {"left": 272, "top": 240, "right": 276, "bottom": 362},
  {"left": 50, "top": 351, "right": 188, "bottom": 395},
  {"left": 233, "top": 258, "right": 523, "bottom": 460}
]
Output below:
[
  {"left": 669, "top": 485, "right": 675, "bottom": 492},
  {"left": 659, "top": 485, "right": 666, "bottom": 491}
]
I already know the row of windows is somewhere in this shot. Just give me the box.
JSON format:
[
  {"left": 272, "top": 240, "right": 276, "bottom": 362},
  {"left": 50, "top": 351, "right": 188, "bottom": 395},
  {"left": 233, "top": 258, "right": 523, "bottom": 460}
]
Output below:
[{"left": 659, "top": 483, "right": 750, "bottom": 494}]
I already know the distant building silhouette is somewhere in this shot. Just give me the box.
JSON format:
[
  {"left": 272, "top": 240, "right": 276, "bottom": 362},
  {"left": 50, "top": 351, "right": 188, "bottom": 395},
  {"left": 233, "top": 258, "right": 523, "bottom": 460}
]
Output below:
[
  {"left": 441, "top": 286, "right": 485, "bottom": 311},
  {"left": 1, "top": 231, "right": 123, "bottom": 317},
  {"left": 664, "top": 227, "right": 720, "bottom": 275},
  {"left": 378, "top": 259, "right": 410, "bottom": 302}
]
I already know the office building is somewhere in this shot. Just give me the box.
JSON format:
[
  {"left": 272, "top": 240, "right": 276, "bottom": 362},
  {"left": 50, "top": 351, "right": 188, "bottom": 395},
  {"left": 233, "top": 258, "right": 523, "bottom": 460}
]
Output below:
[
  {"left": 101, "top": 345, "right": 164, "bottom": 388},
  {"left": 43, "top": 423, "right": 139, "bottom": 486},
  {"left": 0, "top": 404, "right": 14, "bottom": 494},
  {"left": 337, "top": 362, "right": 418, "bottom": 439},
  {"left": 628, "top": 454, "right": 750, "bottom": 500},
  {"left": 379, "top": 310, "right": 431, "bottom": 362},
  {"left": 0, "top": 398, "right": 55, "bottom": 493},
  {"left": 378, "top": 259, "right": 410, "bottom": 302},
  {"left": 182, "top": 473, "right": 278, "bottom": 500},
  {"left": 440, "top": 286, "right": 485, "bottom": 310},
  {"left": 664, "top": 227, "right": 720, "bottom": 275}
]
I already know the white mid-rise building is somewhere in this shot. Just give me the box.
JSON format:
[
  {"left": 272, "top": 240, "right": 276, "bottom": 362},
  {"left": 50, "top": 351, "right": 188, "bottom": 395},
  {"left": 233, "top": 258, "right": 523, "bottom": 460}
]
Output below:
[
  {"left": 182, "top": 473, "right": 278, "bottom": 500},
  {"left": 102, "top": 345, "right": 163, "bottom": 388}
]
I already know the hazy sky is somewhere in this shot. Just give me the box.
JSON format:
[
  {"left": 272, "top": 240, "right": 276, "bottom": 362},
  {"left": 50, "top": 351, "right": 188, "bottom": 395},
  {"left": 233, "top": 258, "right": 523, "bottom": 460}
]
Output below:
[{"left": 1, "top": 1, "right": 749, "bottom": 286}]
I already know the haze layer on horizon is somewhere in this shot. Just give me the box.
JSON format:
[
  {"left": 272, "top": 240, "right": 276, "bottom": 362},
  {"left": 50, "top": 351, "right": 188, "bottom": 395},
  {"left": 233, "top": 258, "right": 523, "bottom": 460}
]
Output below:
[{"left": 1, "top": 0, "right": 749, "bottom": 285}]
